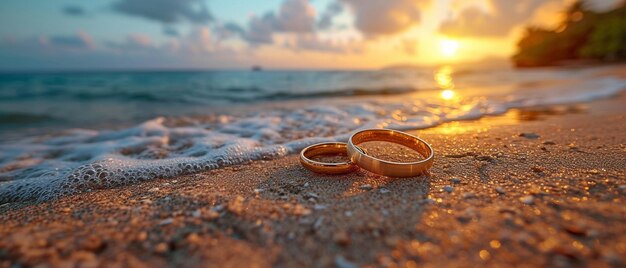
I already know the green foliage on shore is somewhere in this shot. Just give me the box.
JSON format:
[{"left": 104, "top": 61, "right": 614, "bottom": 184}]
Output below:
[{"left": 513, "top": 1, "right": 626, "bottom": 67}]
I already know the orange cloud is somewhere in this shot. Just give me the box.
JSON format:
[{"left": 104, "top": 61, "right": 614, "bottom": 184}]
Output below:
[
  {"left": 340, "top": 0, "right": 427, "bottom": 36},
  {"left": 439, "top": 0, "right": 546, "bottom": 38}
]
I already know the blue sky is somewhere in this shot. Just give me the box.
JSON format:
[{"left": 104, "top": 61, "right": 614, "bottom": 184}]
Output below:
[
  {"left": 0, "top": 0, "right": 620, "bottom": 70},
  {"left": 0, "top": 0, "right": 298, "bottom": 43}
]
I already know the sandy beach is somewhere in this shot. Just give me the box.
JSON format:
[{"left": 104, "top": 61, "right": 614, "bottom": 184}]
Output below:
[
  {"left": 2, "top": 91, "right": 625, "bottom": 267},
  {"left": 3, "top": 1, "right": 626, "bottom": 267}
]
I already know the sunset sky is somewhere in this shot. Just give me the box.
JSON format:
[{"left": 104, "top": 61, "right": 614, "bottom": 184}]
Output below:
[{"left": 0, "top": 0, "right": 620, "bottom": 70}]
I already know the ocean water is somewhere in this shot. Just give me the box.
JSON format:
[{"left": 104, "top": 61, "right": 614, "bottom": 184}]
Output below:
[{"left": 1, "top": 65, "right": 625, "bottom": 203}]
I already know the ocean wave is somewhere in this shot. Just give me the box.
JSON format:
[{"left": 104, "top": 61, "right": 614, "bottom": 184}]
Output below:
[
  {"left": 199, "top": 86, "right": 421, "bottom": 102},
  {"left": 0, "top": 111, "right": 59, "bottom": 125},
  {"left": 0, "top": 70, "right": 436, "bottom": 104},
  {"left": 0, "top": 85, "right": 423, "bottom": 104},
  {"left": 0, "top": 76, "right": 624, "bottom": 204}
]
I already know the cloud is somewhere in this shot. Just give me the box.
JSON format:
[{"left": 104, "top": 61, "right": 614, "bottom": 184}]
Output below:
[
  {"left": 439, "top": 0, "right": 548, "bottom": 37},
  {"left": 163, "top": 26, "right": 180, "bottom": 37},
  {"left": 47, "top": 31, "right": 96, "bottom": 50},
  {"left": 283, "top": 34, "right": 357, "bottom": 53},
  {"left": 0, "top": 32, "right": 97, "bottom": 62},
  {"left": 244, "top": 14, "right": 278, "bottom": 44},
  {"left": 158, "top": 27, "right": 220, "bottom": 54},
  {"left": 1, "top": 36, "right": 48, "bottom": 54},
  {"left": 339, "top": 0, "right": 423, "bottom": 36},
  {"left": 111, "top": 0, "right": 212, "bottom": 24},
  {"left": 223, "top": 0, "right": 362, "bottom": 53},
  {"left": 222, "top": 23, "right": 246, "bottom": 35},
  {"left": 106, "top": 34, "right": 153, "bottom": 51},
  {"left": 214, "top": 22, "right": 246, "bottom": 39},
  {"left": 89, "top": 27, "right": 227, "bottom": 57},
  {"left": 0, "top": 28, "right": 245, "bottom": 71},
  {"left": 242, "top": 0, "right": 317, "bottom": 45},
  {"left": 62, "top": 5, "right": 86, "bottom": 16},
  {"left": 317, "top": 2, "right": 343, "bottom": 29},
  {"left": 181, "top": 27, "right": 215, "bottom": 53},
  {"left": 276, "top": 0, "right": 316, "bottom": 32}
]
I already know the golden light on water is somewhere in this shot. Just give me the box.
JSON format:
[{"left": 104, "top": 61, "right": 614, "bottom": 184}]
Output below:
[
  {"left": 434, "top": 66, "right": 454, "bottom": 88},
  {"left": 441, "top": 89, "right": 455, "bottom": 100},
  {"left": 439, "top": 40, "right": 460, "bottom": 57},
  {"left": 435, "top": 66, "right": 457, "bottom": 100}
]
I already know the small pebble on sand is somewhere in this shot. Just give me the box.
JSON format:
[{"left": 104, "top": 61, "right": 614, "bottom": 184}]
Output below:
[
  {"left": 313, "top": 217, "right": 324, "bottom": 230},
  {"left": 228, "top": 196, "right": 245, "bottom": 214},
  {"left": 519, "top": 133, "right": 540, "bottom": 139},
  {"left": 476, "top": 155, "right": 495, "bottom": 162},
  {"left": 333, "top": 232, "right": 351, "bottom": 247},
  {"left": 136, "top": 232, "right": 148, "bottom": 241},
  {"left": 191, "top": 209, "right": 202, "bottom": 218},
  {"left": 421, "top": 198, "right": 436, "bottom": 204},
  {"left": 314, "top": 204, "right": 327, "bottom": 210},
  {"left": 543, "top": 141, "right": 556, "bottom": 145},
  {"left": 588, "top": 169, "right": 600, "bottom": 174},
  {"left": 335, "top": 256, "right": 356, "bottom": 268},
  {"left": 206, "top": 210, "right": 220, "bottom": 220},
  {"left": 287, "top": 232, "right": 296, "bottom": 240},
  {"left": 444, "top": 186, "right": 454, "bottom": 193},
  {"left": 159, "top": 218, "right": 174, "bottom": 225},
  {"left": 496, "top": 187, "right": 506, "bottom": 194},
  {"left": 463, "top": 192, "right": 477, "bottom": 199},
  {"left": 305, "top": 192, "right": 319, "bottom": 199},
  {"left": 253, "top": 188, "right": 265, "bottom": 194},
  {"left": 293, "top": 204, "right": 311, "bottom": 216},
  {"left": 379, "top": 188, "right": 390, "bottom": 194},
  {"left": 359, "top": 184, "right": 373, "bottom": 190},
  {"left": 450, "top": 178, "right": 461, "bottom": 184},
  {"left": 154, "top": 243, "right": 168, "bottom": 254},
  {"left": 531, "top": 167, "right": 543, "bottom": 173},
  {"left": 520, "top": 195, "right": 535, "bottom": 205},
  {"left": 563, "top": 224, "right": 587, "bottom": 236},
  {"left": 187, "top": 233, "right": 200, "bottom": 244}
]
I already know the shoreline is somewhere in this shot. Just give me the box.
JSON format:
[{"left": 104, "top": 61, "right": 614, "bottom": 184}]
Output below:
[
  {"left": 2, "top": 63, "right": 624, "bottom": 142},
  {"left": 2, "top": 92, "right": 625, "bottom": 267}
]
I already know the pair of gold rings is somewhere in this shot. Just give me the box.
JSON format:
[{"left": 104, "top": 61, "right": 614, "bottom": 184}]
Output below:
[{"left": 299, "top": 129, "right": 434, "bottom": 177}]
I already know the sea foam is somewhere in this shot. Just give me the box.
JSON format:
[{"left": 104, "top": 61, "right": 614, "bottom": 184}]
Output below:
[{"left": 0, "top": 74, "right": 624, "bottom": 203}]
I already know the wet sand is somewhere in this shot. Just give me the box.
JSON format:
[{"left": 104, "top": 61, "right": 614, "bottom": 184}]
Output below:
[{"left": 1, "top": 95, "right": 626, "bottom": 267}]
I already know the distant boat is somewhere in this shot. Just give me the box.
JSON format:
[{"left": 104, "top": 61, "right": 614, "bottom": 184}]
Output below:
[{"left": 251, "top": 65, "right": 263, "bottom": 71}]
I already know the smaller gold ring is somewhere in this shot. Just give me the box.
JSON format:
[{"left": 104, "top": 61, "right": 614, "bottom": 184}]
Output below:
[
  {"left": 300, "top": 142, "right": 358, "bottom": 174},
  {"left": 347, "top": 129, "right": 434, "bottom": 177}
]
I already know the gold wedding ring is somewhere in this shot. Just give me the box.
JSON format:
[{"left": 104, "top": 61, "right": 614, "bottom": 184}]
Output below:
[
  {"left": 347, "top": 129, "right": 434, "bottom": 177},
  {"left": 299, "top": 142, "right": 358, "bottom": 174}
]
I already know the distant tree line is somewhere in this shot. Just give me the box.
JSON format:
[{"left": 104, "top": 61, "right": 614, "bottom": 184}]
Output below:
[{"left": 513, "top": 1, "right": 626, "bottom": 67}]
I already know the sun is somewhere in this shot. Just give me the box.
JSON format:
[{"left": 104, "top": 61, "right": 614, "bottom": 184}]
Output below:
[
  {"left": 440, "top": 40, "right": 460, "bottom": 57},
  {"left": 440, "top": 89, "right": 455, "bottom": 100}
]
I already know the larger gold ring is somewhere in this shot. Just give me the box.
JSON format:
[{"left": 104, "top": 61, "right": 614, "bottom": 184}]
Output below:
[
  {"left": 347, "top": 129, "right": 434, "bottom": 177},
  {"left": 300, "top": 142, "right": 358, "bottom": 174}
]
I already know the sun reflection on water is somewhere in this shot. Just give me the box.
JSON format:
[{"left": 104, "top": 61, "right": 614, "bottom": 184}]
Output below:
[
  {"left": 434, "top": 66, "right": 458, "bottom": 100},
  {"left": 435, "top": 66, "right": 454, "bottom": 89}
]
